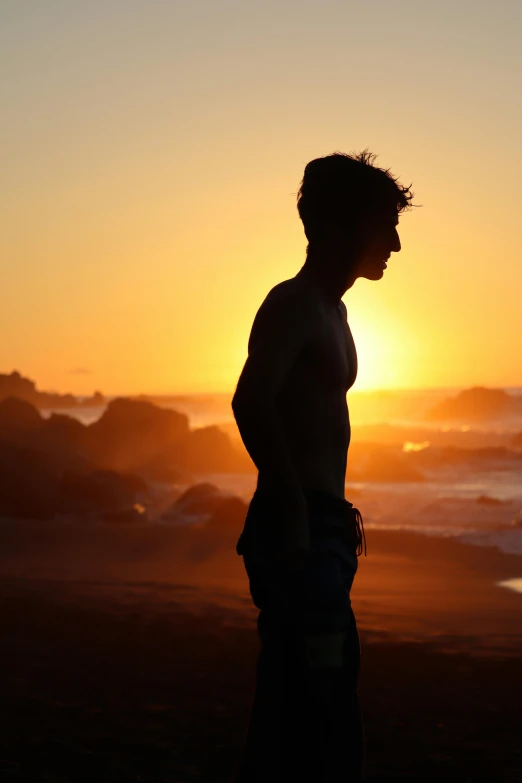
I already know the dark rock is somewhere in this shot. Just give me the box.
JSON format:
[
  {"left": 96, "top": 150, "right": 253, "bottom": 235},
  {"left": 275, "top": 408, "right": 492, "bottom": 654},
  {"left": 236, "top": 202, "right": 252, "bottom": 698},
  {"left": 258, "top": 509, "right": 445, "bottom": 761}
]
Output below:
[
  {"left": 0, "top": 402, "right": 92, "bottom": 474},
  {"left": 39, "top": 391, "right": 78, "bottom": 408},
  {"left": 410, "top": 444, "right": 522, "bottom": 469},
  {"left": 162, "top": 482, "right": 225, "bottom": 522},
  {"left": 0, "top": 441, "right": 60, "bottom": 519},
  {"left": 44, "top": 413, "right": 87, "bottom": 450},
  {"left": 0, "top": 371, "right": 37, "bottom": 404},
  {"left": 425, "top": 387, "right": 522, "bottom": 422},
  {"left": 476, "top": 495, "right": 506, "bottom": 506},
  {"left": 102, "top": 505, "right": 149, "bottom": 525},
  {"left": 134, "top": 454, "right": 188, "bottom": 484},
  {"left": 85, "top": 397, "right": 190, "bottom": 472},
  {"left": 160, "top": 482, "right": 247, "bottom": 539},
  {"left": 185, "top": 425, "right": 253, "bottom": 472},
  {"left": 0, "top": 397, "right": 43, "bottom": 433},
  {"left": 58, "top": 469, "right": 148, "bottom": 515},
  {"left": 0, "top": 370, "right": 104, "bottom": 409},
  {"left": 160, "top": 482, "right": 241, "bottom": 525},
  {"left": 78, "top": 390, "right": 105, "bottom": 407}
]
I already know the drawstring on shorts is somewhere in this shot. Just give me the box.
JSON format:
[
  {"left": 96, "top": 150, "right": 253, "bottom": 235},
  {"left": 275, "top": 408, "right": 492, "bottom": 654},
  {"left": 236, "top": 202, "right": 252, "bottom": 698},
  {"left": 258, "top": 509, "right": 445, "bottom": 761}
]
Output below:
[{"left": 350, "top": 505, "right": 367, "bottom": 557}]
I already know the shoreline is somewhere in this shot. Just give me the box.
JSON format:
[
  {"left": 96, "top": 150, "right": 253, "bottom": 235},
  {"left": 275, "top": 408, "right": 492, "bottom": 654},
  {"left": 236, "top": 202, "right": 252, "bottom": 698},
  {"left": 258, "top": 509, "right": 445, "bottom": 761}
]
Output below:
[{"left": 1, "top": 521, "right": 521, "bottom": 658}]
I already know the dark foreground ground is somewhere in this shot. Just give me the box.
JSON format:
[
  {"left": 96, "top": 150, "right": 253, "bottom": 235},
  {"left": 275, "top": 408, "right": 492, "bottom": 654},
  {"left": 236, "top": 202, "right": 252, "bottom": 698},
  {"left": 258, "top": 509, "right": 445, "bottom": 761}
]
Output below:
[{"left": 1, "top": 523, "right": 521, "bottom": 782}]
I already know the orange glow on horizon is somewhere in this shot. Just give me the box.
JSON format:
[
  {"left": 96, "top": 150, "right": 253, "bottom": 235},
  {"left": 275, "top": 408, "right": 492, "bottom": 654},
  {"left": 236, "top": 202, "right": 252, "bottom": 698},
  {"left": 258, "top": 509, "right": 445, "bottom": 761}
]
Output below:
[{"left": 1, "top": 2, "right": 521, "bottom": 397}]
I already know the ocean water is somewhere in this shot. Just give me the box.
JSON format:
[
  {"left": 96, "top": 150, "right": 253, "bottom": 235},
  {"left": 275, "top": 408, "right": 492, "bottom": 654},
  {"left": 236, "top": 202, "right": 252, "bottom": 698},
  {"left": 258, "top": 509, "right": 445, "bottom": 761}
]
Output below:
[
  {"left": 189, "top": 471, "right": 522, "bottom": 557},
  {"left": 42, "top": 390, "right": 522, "bottom": 558},
  {"left": 40, "top": 405, "right": 107, "bottom": 427}
]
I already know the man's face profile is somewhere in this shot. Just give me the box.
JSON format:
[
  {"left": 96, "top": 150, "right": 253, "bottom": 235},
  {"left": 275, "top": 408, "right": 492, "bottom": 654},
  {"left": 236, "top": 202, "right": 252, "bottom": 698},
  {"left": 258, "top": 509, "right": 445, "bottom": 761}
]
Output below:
[
  {"left": 355, "top": 210, "right": 401, "bottom": 280},
  {"left": 335, "top": 209, "right": 401, "bottom": 282}
]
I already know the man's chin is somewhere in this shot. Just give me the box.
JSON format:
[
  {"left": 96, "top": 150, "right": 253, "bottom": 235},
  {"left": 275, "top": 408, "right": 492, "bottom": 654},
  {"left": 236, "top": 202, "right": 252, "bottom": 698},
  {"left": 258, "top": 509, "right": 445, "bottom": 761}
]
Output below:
[{"left": 361, "top": 267, "right": 384, "bottom": 281}]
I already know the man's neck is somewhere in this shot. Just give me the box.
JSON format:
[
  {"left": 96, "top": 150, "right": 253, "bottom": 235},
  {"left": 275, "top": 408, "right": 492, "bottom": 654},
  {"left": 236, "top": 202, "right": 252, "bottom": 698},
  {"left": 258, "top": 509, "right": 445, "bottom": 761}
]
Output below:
[{"left": 296, "top": 252, "right": 357, "bottom": 304}]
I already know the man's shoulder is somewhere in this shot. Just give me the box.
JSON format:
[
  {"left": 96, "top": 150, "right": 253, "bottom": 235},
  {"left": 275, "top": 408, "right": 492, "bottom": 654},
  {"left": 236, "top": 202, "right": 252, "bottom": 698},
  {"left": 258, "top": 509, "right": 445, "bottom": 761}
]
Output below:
[
  {"left": 248, "top": 278, "right": 321, "bottom": 346},
  {"left": 261, "top": 277, "right": 320, "bottom": 313}
]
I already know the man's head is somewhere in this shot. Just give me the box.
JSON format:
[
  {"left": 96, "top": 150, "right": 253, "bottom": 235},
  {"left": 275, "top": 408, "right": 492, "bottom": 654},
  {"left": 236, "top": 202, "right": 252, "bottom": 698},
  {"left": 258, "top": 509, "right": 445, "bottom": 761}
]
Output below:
[{"left": 297, "top": 150, "right": 414, "bottom": 283}]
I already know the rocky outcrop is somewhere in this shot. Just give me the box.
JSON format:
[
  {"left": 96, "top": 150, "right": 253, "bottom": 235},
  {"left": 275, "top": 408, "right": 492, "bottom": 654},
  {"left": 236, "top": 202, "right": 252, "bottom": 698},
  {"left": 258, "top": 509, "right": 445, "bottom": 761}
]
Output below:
[
  {"left": 160, "top": 482, "right": 233, "bottom": 525},
  {"left": 0, "top": 393, "right": 252, "bottom": 519},
  {"left": 84, "top": 400, "right": 252, "bottom": 476},
  {"left": 409, "top": 444, "right": 522, "bottom": 469},
  {"left": 184, "top": 426, "right": 253, "bottom": 473},
  {"left": 44, "top": 413, "right": 88, "bottom": 451},
  {"left": 425, "top": 387, "right": 522, "bottom": 422},
  {"left": 0, "top": 442, "right": 60, "bottom": 519},
  {"left": 85, "top": 397, "right": 190, "bottom": 473},
  {"left": 0, "top": 398, "right": 91, "bottom": 474},
  {"left": 159, "top": 482, "right": 248, "bottom": 561},
  {"left": 58, "top": 469, "right": 147, "bottom": 515},
  {"left": 160, "top": 482, "right": 247, "bottom": 529},
  {"left": 0, "top": 370, "right": 105, "bottom": 409},
  {"left": 0, "top": 433, "right": 148, "bottom": 519},
  {"left": 0, "top": 396, "right": 44, "bottom": 432}
]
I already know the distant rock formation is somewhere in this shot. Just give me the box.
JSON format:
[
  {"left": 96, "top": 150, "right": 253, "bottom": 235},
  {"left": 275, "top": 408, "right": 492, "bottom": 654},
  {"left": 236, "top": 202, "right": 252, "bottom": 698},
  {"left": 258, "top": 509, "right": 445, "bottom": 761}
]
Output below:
[
  {"left": 45, "top": 413, "right": 88, "bottom": 451},
  {"left": 184, "top": 425, "right": 252, "bottom": 472},
  {"left": 425, "top": 387, "right": 522, "bottom": 422},
  {"left": 0, "top": 442, "right": 60, "bottom": 519},
  {"left": 84, "top": 399, "right": 253, "bottom": 475},
  {"left": 0, "top": 396, "right": 44, "bottom": 431},
  {"left": 85, "top": 397, "right": 190, "bottom": 473},
  {"left": 160, "top": 482, "right": 233, "bottom": 525},
  {"left": 0, "top": 448, "right": 147, "bottom": 520},
  {"left": 476, "top": 495, "right": 507, "bottom": 506},
  {"left": 58, "top": 469, "right": 147, "bottom": 515},
  {"left": 0, "top": 395, "right": 252, "bottom": 518},
  {"left": 159, "top": 482, "right": 248, "bottom": 559},
  {"left": 409, "top": 444, "right": 522, "bottom": 469},
  {"left": 0, "top": 370, "right": 105, "bottom": 409},
  {"left": 0, "top": 397, "right": 90, "bottom": 474}
]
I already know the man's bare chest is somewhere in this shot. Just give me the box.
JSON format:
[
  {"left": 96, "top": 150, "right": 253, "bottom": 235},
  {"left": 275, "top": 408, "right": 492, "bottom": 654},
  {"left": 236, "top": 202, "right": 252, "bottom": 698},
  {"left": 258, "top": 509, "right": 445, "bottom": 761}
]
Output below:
[{"left": 295, "top": 306, "right": 358, "bottom": 392}]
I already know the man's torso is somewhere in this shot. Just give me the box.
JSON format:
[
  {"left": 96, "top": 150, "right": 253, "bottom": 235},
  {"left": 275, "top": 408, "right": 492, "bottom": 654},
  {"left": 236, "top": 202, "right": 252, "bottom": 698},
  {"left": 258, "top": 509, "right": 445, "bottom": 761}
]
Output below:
[{"left": 253, "top": 275, "right": 358, "bottom": 499}]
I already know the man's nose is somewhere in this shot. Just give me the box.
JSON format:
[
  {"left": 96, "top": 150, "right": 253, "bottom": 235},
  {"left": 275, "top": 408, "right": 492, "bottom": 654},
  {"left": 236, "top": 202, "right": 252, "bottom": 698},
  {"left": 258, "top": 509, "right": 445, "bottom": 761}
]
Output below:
[{"left": 391, "top": 229, "right": 401, "bottom": 253}]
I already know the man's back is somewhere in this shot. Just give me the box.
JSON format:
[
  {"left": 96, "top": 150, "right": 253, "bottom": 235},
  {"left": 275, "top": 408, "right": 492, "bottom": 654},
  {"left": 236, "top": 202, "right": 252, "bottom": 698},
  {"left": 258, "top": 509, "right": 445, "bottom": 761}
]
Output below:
[{"left": 246, "top": 271, "right": 358, "bottom": 500}]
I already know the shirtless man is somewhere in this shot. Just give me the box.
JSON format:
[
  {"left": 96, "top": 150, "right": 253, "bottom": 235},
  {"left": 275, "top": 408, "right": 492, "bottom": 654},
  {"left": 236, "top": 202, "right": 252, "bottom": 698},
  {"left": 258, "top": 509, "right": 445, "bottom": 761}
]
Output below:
[{"left": 231, "top": 150, "right": 414, "bottom": 782}]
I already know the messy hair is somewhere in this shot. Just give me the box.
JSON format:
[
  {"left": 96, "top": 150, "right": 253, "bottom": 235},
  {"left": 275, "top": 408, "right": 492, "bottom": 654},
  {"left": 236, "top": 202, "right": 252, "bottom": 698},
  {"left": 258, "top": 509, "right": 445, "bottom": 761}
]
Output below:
[{"left": 296, "top": 149, "right": 415, "bottom": 246}]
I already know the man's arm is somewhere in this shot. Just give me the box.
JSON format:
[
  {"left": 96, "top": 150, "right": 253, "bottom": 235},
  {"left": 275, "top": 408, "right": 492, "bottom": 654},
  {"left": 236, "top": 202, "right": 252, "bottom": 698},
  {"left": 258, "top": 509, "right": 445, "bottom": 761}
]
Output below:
[{"left": 231, "top": 285, "right": 319, "bottom": 553}]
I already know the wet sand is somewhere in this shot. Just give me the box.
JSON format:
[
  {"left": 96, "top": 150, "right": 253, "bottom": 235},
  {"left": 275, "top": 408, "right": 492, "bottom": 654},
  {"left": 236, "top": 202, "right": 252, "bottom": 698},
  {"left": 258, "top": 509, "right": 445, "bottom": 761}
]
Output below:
[
  {"left": 0, "top": 521, "right": 521, "bottom": 781},
  {"left": 352, "top": 529, "right": 522, "bottom": 656}
]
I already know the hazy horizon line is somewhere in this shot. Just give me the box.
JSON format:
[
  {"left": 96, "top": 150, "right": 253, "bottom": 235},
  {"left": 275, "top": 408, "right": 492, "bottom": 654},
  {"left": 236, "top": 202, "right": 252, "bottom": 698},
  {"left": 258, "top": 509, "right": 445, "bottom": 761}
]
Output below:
[{"left": 70, "top": 384, "right": 522, "bottom": 400}]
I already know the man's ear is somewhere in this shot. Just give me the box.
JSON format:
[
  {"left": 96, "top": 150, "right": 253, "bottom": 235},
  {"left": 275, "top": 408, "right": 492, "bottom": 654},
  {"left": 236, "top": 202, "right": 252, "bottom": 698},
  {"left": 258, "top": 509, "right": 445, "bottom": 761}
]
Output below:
[
  {"left": 351, "top": 212, "right": 376, "bottom": 253},
  {"left": 323, "top": 218, "right": 367, "bottom": 256},
  {"left": 322, "top": 219, "right": 346, "bottom": 248}
]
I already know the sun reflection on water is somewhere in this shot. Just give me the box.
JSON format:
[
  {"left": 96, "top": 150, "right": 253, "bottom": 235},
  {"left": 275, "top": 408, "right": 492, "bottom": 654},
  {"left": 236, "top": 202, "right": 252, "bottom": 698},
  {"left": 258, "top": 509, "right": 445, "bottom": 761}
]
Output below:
[{"left": 496, "top": 578, "right": 522, "bottom": 594}]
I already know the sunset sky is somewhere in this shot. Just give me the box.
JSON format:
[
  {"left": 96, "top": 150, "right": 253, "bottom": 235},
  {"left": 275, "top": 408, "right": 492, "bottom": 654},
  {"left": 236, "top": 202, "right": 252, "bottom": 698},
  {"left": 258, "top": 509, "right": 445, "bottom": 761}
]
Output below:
[{"left": 2, "top": 0, "right": 521, "bottom": 395}]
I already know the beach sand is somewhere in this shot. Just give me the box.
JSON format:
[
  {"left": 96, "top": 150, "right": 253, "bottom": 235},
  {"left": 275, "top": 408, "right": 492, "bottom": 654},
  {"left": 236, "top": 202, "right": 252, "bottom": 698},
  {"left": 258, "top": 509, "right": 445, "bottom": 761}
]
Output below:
[{"left": 0, "top": 521, "right": 521, "bottom": 781}]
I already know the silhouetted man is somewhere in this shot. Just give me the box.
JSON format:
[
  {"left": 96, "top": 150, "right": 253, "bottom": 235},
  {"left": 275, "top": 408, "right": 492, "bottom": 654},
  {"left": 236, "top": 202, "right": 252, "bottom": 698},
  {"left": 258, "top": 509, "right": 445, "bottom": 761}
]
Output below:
[{"left": 231, "top": 150, "right": 414, "bottom": 782}]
